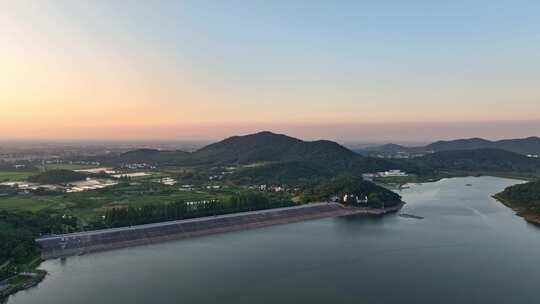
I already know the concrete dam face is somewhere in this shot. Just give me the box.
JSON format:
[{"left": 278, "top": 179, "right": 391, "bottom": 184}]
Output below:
[{"left": 36, "top": 203, "right": 354, "bottom": 259}]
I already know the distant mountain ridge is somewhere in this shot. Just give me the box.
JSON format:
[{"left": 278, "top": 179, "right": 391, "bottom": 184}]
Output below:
[
  {"left": 365, "top": 136, "right": 540, "bottom": 155},
  {"left": 426, "top": 138, "right": 493, "bottom": 151},
  {"left": 194, "top": 131, "right": 357, "bottom": 164},
  {"left": 118, "top": 131, "right": 358, "bottom": 166},
  {"left": 114, "top": 131, "right": 540, "bottom": 183},
  {"left": 363, "top": 143, "right": 409, "bottom": 153},
  {"left": 412, "top": 148, "right": 540, "bottom": 173}
]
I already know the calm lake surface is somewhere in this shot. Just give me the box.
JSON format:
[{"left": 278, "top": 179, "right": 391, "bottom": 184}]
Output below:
[{"left": 8, "top": 176, "right": 540, "bottom": 304}]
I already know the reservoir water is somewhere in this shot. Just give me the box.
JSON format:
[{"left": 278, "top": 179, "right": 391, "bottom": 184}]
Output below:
[{"left": 7, "top": 176, "right": 540, "bottom": 304}]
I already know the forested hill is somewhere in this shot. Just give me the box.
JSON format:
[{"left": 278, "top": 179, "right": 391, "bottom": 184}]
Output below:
[
  {"left": 425, "top": 137, "right": 540, "bottom": 155},
  {"left": 113, "top": 133, "right": 540, "bottom": 182},
  {"left": 495, "top": 180, "right": 540, "bottom": 224},
  {"left": 497, "top": 180, "right": 540, "bottom": 207},
  {"left": 194, "top": 131, "right": 357, "bottom": 164},
  {"left": 364, "top": 136, "right": 540, "bottom": 155},
  {"left": 117, "top": 131, "right": 359, "bottom": 166},
  {"left": 425, "top": 138, "right": 493, "bottom": 151},
  {"left": 411, "top": 148, "right": 540, "bottom": 174}
]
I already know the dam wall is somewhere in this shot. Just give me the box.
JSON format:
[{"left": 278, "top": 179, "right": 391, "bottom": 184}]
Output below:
[{"left": 36, "top": 202, "right": 403, "bottom": 259}]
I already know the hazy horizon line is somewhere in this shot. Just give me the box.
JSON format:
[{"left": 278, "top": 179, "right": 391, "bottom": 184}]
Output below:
[{"left": 1, "top": 120, "right": 538, "bottom": 144}]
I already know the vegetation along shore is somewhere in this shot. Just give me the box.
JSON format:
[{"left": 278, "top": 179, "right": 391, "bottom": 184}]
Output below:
[{"left": 494, "top": 180, "right": 540, "bottom": 226}]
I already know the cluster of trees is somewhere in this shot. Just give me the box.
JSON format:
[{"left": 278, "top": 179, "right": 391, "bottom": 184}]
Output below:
[
  {"left": 0, "top": 211, "right": 78, "bottom": 279},
  {"left": 28, "top": 169, "right": 87, "bottom": 184},
  {"left": 302, "top": 175, "right": 402, "bottom": 207},
  {"left": 230, "top": 161, "right": 334, "bottom": 185},
  {"left": 95, "top": 193, "right": 293, "bottom": 229}
]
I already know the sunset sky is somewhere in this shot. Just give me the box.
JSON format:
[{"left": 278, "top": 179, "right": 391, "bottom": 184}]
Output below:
[{"left": 1, "top": 0, "right": 539, "bottom": 141}]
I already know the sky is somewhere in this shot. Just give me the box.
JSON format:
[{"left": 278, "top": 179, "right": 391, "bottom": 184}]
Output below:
[{"left": 1, "top": 0, "right": 539, "bottom": 142}]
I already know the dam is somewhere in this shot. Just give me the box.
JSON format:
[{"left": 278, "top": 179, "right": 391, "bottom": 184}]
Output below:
[{"left": 36, "top": 202, "right": 403, "bottom": 259}]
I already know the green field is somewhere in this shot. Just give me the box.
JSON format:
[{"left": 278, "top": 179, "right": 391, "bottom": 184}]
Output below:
[
  {"left": 0, "top": 171, "right": 36, "bottom": 182},
  {"left": 0, "top": 196, "right": 52, "bottom": 212},
  {"left": 0, "top": 165, "right": 101, "bottom": 182},
  {"left": 44, "top": 164, "right": 99, "bottom": 171},
  {"left": 0, "top": 182, "right": 249, "bottom": 223}
]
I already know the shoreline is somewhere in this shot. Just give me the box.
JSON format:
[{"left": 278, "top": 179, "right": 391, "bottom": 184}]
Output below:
[
  {"left": 0, "top": 270, "right": 46, "bottom": 304},
  {"left": 493, "top": 195, "right": 540, "bottom": 226},
  {"left": 378, "top": 173, "right": 534, "bottom": 190}
]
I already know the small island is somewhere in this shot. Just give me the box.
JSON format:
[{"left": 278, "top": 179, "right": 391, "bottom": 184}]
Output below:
[{"left": 494, "top": 180, "right": 540, "bottom": 225}]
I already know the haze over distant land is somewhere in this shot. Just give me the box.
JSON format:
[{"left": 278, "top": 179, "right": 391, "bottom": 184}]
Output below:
[
  {"left": 1, "top": 1, "right": 539, "bottom": 141},
  {"left": 1, "top": 121, "right": 539, "bottom": 143}
]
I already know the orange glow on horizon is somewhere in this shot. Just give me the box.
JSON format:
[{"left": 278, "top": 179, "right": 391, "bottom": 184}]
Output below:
[{"left": 1, "top": 1, "right": 539, "bottom": 141}]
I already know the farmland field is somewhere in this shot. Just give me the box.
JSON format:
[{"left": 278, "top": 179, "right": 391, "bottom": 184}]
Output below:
[
  {"left": 45, "top": 164, "right": 99, "bottom": 171},
  {"left": 0, "top": 171, "right": 36, "bottom": 182},
  {"left": 0, "top": 181, "right": 258, "bottom": 222}
]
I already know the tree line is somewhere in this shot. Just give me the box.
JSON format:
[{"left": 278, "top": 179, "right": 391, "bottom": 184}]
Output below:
[
  {"left": 301, "top": 175, "right": 402, "bottom": 207},
  {"left": 93, "top": 193, "right": 293, "bottom": 229},
  {"left": 0, "top": 210, "right": 78, "bottom": 279}
]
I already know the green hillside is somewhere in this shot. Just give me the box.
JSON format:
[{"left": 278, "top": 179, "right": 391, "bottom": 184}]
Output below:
[
  {"left": 495, "top": 180, "right": 540, "bottom": 224},
  {"left": 365, "top": 136, "right": 540, "bottom": 156},
  {"left": 228, "top": 156, "right": 407, "bottom": 186},
  {"left": 411, "top": 148, "right": 540, "bottom": 175},
  {"left": 117, "top": 131, "right": 359, "bottom": 167}
]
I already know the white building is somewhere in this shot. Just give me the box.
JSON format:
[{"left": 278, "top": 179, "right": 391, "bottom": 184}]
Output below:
[
  {"left": 377, "top": 170, "right": 408, "bottom": 177},
  {"left": 159, "top": 177, "right": 177, "bottom": 186}
]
